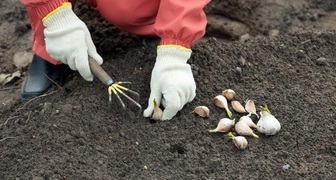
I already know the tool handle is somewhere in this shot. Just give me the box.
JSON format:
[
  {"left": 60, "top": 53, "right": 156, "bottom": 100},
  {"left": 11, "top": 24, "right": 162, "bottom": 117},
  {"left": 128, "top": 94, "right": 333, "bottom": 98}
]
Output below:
[{"left": 89, "top": 57, "right": 113, "bottom": 86}]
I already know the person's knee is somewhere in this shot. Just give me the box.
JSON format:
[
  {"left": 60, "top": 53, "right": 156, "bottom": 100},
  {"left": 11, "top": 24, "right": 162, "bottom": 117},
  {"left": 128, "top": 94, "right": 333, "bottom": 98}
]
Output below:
[{"left": 93, "top": 0, "right": 159, "bottom": 28}]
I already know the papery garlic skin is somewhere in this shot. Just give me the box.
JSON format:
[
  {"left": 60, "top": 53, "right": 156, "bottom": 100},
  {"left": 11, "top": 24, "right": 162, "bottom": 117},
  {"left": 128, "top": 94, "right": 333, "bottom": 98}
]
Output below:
[
  {"left": 232, "top": 136, "right": 248, "bottom": 149},
  {"left": 209, "top": 118, "right": 235, "bottom": 133},
  {"left": 257, "top": 109, "right": 281, "bottom": 135}
]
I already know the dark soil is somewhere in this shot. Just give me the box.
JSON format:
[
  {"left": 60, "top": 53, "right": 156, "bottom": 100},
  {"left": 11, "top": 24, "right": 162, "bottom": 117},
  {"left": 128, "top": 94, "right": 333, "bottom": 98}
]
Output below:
[{"left": 1, "top": 0, "right": 336, "bottom": 179}]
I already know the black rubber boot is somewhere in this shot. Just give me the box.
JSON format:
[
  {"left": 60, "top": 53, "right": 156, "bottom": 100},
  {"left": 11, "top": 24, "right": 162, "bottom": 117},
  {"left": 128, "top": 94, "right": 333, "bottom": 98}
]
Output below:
[
  {"left": 140, "top": 37, "right": 160, "bottom": 47},
  {"left": 20, "top": 54, "right": 72, "bottom": 100}
]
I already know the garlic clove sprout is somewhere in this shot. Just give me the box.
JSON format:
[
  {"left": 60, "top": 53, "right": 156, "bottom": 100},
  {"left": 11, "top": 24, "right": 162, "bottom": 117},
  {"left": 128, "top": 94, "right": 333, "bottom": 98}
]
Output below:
[
  {"left": 228, "top": 132, "right": 248, "bottom": 150},
  {"left": 231, "top": 100, "right": 247, "bottom": 113},
  {"left": 192, "top": 106, "right": 210, "bottom": 117},
  {"left": 234, "top": 121, "right": 259, "bottom": 138},
  {"left": 239, "top": 115, "right": 258, "bottom": 129},
  {"left": 257, "top": 105, "right": 281, "bottom": 135},
  {"left": 222, "top": 89, "right": 236, "bottom": 101},
  {"left": 245, "top": 99, "right": 259, "bottom": 118},
  {"left": 151, "top": 99, "right": 163, "bottom": 120},
  {"left": 213, "top": 95, "right": 233, "bottom": 118},
  {"left": 209, "top": 118, "right": 235, "bottom": 133}
]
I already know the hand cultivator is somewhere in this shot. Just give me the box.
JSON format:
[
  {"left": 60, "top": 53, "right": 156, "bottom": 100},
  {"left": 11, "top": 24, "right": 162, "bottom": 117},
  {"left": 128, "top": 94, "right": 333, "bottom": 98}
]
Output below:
[{"left": 88, "top": 57, "right": 142, "bottom": 112}]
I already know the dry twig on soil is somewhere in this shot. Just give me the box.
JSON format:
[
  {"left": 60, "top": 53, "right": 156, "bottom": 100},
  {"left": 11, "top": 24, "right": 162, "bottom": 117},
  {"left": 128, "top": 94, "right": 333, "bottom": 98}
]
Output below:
[
  {"left": 0, "top": 137, "right": 16, "bottom": 142},
  {"left": 0, "top": 116, "right": 19, "bottom": 128}
]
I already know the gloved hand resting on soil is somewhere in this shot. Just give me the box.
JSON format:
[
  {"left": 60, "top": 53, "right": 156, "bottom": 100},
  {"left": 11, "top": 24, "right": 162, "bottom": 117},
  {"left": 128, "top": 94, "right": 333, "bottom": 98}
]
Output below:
[{"left": 143, "top": 45, "right": 196, "bottom": 120}]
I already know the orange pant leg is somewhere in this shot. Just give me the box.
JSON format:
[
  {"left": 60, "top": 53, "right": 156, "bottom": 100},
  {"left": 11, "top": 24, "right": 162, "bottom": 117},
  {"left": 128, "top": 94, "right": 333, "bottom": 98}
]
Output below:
[
  {"left": 26, "top": 0, "right": 77, "bottom": 64},
  {"left": 87, "top": 0, "right": 159, "bottom": 36}
]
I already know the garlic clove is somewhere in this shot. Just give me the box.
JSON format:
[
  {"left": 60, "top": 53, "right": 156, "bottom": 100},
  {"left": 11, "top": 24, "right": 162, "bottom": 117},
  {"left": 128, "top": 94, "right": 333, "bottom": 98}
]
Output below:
[
  {"left": 151, "top": 99, "right": 163, "bottom": 121},
  {"left": 228, "top": 132, "right": 248, "bottom": 149},
  {"left": 213, "top": 95, "right": 233, "bottom": 118},
  {"left": 231, "top": 100, "right": 247, "bottom": 113},
  {"left": 232, "top": 136, "right": 248, "bottom": 149},
  {"left": 234, "top": 121, "right": 259, "bottom": 138},
  {"left": 222, "top": 89, "right": 236, "bottom": 101},
  {"left": 192, "top": 106, "right": 210, "bottom": 117},
  {"left": 245, "top": 99, "right": 259, "bottom": 118},
  {"left": 239, "top": 115, "right": 258, "bottom": 129},
  {"left": 213, "top": 95, "right": 226, "bottom": 108},
  {"left": 209, "top": 118, "right": 235, "bottom": 133},
  {"left": 152, "top": 107, "right": 163, "bottom": 120},
  {"left": 257, "top": 105, "right": 281, "bottom": 135}
]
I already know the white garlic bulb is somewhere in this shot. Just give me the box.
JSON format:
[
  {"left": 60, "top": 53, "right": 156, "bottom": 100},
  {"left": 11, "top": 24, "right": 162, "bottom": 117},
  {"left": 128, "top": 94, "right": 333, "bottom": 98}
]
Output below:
[{"left": 257, "top": 105, "right": 281, "bottom": 135}]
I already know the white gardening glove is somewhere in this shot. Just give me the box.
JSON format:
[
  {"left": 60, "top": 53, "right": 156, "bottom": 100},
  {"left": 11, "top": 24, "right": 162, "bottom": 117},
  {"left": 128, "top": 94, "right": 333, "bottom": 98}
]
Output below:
[
  {"left": 143, "top": 45, "right": 196, "bottom": 120},
  {"left": 42, "top": 2, "right": 103, "bottom": 81}
]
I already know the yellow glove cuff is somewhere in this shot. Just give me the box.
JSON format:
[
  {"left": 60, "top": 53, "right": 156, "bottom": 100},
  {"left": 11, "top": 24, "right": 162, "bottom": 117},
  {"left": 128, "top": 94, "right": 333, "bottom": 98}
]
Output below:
[
  {"left": 42, "top": 2, "right": 71, "bottom": 22},
  {"left": 157, "top": 45, "right": 192, "bottom": 52}
]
